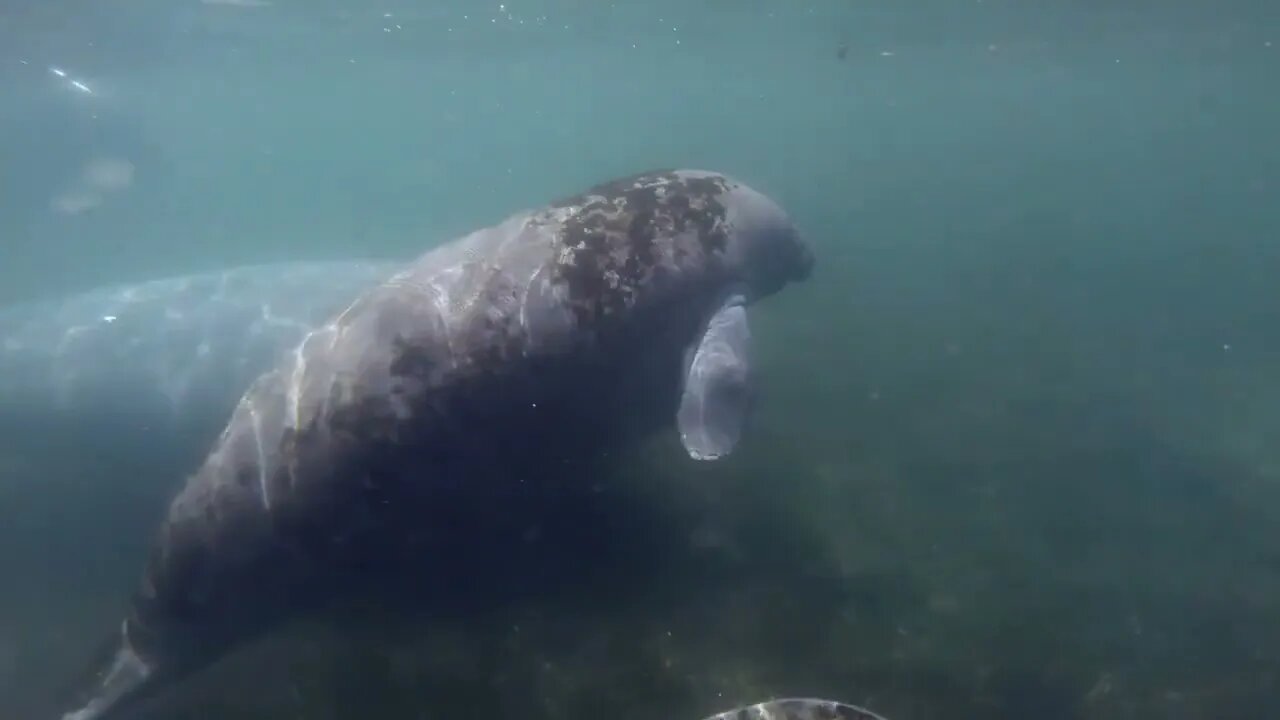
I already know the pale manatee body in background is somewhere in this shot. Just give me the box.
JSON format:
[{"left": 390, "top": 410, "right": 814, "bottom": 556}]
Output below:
[
  {"left": 58, "top": 169, "right": 818, "bottom": 720},
  {"left": 0, "top": 260, "right": 398, "bottom": 470}
]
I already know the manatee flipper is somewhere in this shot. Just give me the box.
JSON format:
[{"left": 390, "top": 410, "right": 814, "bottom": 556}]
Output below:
[
  {"left": 677, "top": 293, "right": 753, "bottom": 460},
  {"left": 699, "top": 697, "right": 890, "bottom": 720}
]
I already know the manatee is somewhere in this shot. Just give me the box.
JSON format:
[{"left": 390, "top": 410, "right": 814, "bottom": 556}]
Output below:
[
  {"left": 0, "top": 260, "right": 398, "bottom": 466},
  {"left": 56, "top": 169, "right": 814, "bottom": 720}
]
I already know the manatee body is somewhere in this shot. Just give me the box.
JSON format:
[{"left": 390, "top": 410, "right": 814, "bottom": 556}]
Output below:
[
  {"left": 59, "top": 170, "right": 815, "bottom": 720},
  {"left": 0, "top": 260, "right": 397, "bottom": 464}
]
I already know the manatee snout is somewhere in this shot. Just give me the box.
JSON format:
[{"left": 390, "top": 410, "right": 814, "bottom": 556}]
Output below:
[
  {"left": 726, "top": 179, "right": 814, "bottom": 292},
  {"left": 764, "top": 222, "right": 815, "bottom": 292},
  {"left": 789, "top": 228, "right": 815, "bottom": 282}
]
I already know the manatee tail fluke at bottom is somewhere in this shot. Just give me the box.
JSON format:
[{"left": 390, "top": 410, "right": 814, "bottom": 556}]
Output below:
[
  {"left": 55, "top": 631, "right": 888, "bottom": 720},
  {"left": 58, "top": 665, "right": 889, "bottom": 720},
  {"left": 701, "top": 698, "right": 890, "bottom": 720},
  {"left": 54, "top": 623, "right": 162, "bottom": 720},
  {"left": 56, "top": 693, "right": 890, "bottom": 720}
]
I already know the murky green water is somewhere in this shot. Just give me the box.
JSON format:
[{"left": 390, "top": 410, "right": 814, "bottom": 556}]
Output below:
[{"left": 3, "top": 2, "right": 1280, "bottom": 719}]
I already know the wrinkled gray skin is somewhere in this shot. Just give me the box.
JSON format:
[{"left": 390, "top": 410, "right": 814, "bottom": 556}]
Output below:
[
  {"left": 0, "top": 261, "right": 397, "bottom": 465},
  {"left": 59, "top": 170, "right": 815, "bottom": 720}
]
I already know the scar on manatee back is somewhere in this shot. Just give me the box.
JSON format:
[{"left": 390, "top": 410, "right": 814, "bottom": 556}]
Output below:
[{"left": 543, "top": 170, "right": 734, "bottom": 324}]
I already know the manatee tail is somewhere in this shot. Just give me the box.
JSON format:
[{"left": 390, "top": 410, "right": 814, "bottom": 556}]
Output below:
[
  {"left": 700, "top": 697, "right": 890, "bottom": 720},
  {"left": 53, "top": 622, "right": 165, "bottom": 720},
  {"left": 56, "top": 637, "right": 887, "bottom": 720}
]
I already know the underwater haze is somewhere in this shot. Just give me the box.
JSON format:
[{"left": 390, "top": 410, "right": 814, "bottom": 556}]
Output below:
[{"left": 3, "top": 1, "right": 1280, "bottom": 719}]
